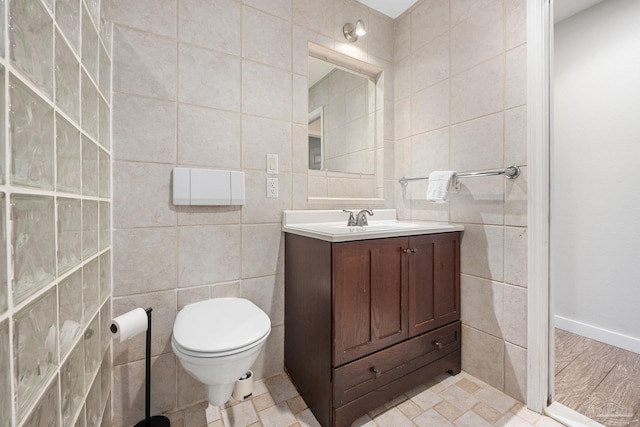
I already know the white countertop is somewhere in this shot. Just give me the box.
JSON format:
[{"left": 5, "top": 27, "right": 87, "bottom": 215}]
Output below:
[{"left": 282, "top": 209, "right": 464, "bottom": 242}]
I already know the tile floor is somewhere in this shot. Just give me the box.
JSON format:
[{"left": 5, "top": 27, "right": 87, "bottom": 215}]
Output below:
[{"left": 165, "top": 371, "right": 565, "bottom": 427}]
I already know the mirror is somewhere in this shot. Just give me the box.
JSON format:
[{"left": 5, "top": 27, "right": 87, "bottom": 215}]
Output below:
[{"left": 307, "top": 43, "right": 384, "bottom": 200}]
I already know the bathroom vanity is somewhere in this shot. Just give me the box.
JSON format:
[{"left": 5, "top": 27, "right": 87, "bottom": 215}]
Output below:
[{"left": 283, "top": 210, "right": 463, "bottom": 427}]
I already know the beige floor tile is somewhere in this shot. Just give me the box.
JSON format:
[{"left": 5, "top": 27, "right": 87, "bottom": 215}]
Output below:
[
  {"left": 258, "top": 401, "right": 297, "bottom": 427},
  {"left": 473, "top": 401, "right": 504, "bottom": 424},
  {"left": 456, "top": 377, "right": 482, "bottom": 394},
  {"left": 286, "top": 395, "right": 308, "bottom": 415},
  {"left": 434, "top": 400, "right": 464, "bottom": 422},
  {"left": 296, "top": 408, "right": 322, "bottom": 427},
  {"left": 264, "top": 375, "right": 298, "bottom": 403},
  {"left": 373, "top": 407, "right": 416, "bottom": 427},
  {"left": 410, "top": 388, "right": 443, "bottom": 411},
  {"left": 454, "top": 410, "right": 493, "bottom": 427},
  {"left": 510, "top": 403, "right": 541, "bottom": 424},
  {"left": 440, "top": 383, "right": 479, "bottom": 412},
  {"left": 397, "top": 398, "right": 424, "bottom": 420},
  {"left": 222, "top": 399, "right": 259, "bottom": 427},
  {"left": 475, "top": 386, "right": 518, "bottom": 413},
  {"left": 495, "top": 412, "right": 534, "bottom": 426},
  {"left": 207, "top": 421, "right": 224, "bottom": 427},
  {"left": 351, "top": 414, "right": 375, "bottom": 427},
  {"left": 414, "top": 408, "right": 455, "bottom": 427},
  {"left": 252, "top": 392, "right": 276, "bottom": 412},
  {"left": 534, "top": 417, "right": 565, "bottom": 427}
]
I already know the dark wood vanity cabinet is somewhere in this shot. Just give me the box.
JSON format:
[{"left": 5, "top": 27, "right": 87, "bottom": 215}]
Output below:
[{"left": 285, "top": 231, "right": 462, "bottom": 427}]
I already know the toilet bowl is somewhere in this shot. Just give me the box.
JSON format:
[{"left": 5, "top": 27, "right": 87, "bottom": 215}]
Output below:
[{"left": 171, "top": 297, "right": 271, "bottom": 405}]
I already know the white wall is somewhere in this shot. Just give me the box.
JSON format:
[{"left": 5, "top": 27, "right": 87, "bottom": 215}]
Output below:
[{"left": 552, "top": 0, "right": 640, "bottom": 353}]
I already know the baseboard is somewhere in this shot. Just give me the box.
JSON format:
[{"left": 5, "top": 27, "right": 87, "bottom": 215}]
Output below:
[{"left": 554, "top": 315, "right": 640, "bottom": 354}]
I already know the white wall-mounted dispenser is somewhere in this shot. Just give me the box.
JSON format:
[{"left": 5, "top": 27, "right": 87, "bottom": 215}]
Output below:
[{"left": 172, "top": 167, "right": 245, "bottom": 206}]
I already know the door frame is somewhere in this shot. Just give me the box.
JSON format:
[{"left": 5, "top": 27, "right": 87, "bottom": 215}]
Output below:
[{"left": 526, "top": 0, "right": 552, "bottom": 414}]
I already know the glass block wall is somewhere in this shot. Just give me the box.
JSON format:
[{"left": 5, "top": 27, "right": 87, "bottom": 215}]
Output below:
[{"left": 0, "top": 0, "right": 112, "bottom": 426}]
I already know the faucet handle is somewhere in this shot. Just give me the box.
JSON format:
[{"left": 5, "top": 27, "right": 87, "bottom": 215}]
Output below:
[
  {"left": 342, "top": 209, "right": 356, "bottom": 226},
  {"left": 355, "top": 209, "right": 373, "bottom": 226}
]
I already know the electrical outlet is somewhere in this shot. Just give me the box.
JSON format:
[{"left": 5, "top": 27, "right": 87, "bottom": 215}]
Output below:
[{"left": 267, "top": 177, "right": 278, "bottom": 198}]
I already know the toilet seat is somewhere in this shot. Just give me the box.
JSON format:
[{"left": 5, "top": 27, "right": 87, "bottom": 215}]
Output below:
[{"left": 172, "top": 298, "right": 271, "bottom": 357}]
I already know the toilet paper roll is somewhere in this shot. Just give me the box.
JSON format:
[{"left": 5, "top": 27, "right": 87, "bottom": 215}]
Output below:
[{"left": 110, "top": 308, "right": 148, "bottom": 342}]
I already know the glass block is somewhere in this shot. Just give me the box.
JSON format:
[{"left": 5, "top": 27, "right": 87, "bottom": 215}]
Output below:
[
  {"left": 11, "top": 194, "right": 55, "bottom": 303},
  {"left": 21, "top": 375, "right": 59, "bottom": 427},
  {"left": 84, "top": 314, "right": 100, "bottom": 387},
  {"left": 81, "top": 71, "right": 98, "bottom": 141},
  {"left": 99, "top": 201, "right": 109, "bottom": 251},
  {"left": 98, "top": 147, "right": 110, "bottom": 198},
  {"left": 98, "top": 98, "right": 110, "bottom": 153},
  {"left": 0, "top": 66, "right": 5, "bottom": 184},
  {"left": 0, "top": 319, "right": 10, "bottom": 427},
  {"left": 14, "top": 287, "right": 58, "bottom": 419},
  {"left": 83, "top": 258, "right": 99, "bottom": 321},
  {"left": 9, "top": 0, "right": 53, "bottom": 97},
  {"left": 56, "top": 114, "right": 82, "bottom": 194},
  {"left": 82, "top": 5, "right": 99, "bottom": 83},
  {"left": 55, "top": 32, "right": 80, "bottom": 123},
  {"left": 98, "top": 45, "right": 110, "bottom": 105},
  {"left": 9, "top": 76, "right": 55, "bottom": 190},
  {"left": 82, "top": 136, "right": 98, "bottom": 196},
  {"left": 100, "top": 300, "right": 110, "bottom": 355},
  {"left": 61, "top": 339, "right": 85, "bottom": 426},
  {"left": 58, "top": 198, "right": 82, "bottom": 274},
  {"left": 86, "top": 371, "right": 101, "bottom": 427},
  {"left": 0, "top": 194, "right": 6, "bottom": 315},
  {"left": 82, "top": 200, "right": 99, "bottom": 259},
  {"left": 99, "top": 251, "right": 110, "bottom": 303},
  {"left": 56, "top": 0, "right": 80, "bottom": 55},
  {"left": 59, "top": 269, "right": 83, "bottom": 358},
  {"left": 100, "top": 352, "right": 110, "bottom": 418}
]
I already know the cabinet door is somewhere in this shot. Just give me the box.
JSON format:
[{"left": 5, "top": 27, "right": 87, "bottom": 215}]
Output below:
[
  {"left": 333, "top": 238, "right": 408, "bottom": 366},
  {"left": 408, "top": 232, "right": 461, "bottom": 337}
]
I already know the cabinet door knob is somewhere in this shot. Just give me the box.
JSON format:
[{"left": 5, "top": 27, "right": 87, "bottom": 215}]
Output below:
[
  {"left": 371, "top": 367, "right": 381, "bottom": 378},
  {"left": 403, "top": 248, "right": 412, "bottom": 254},
  {"left": 434, "top": 341, "right": 443, "bottom": 349},
  {"left": 411, "top": 248, "right": 418, "bottom": 253}
]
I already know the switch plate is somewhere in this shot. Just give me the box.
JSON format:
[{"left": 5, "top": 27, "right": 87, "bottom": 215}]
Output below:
[
  {"left": 266, "top": 154, "right": 278, "bottom": 174},
  {"left": 267, "top": 177, "right": 278, "bottom": 198}
]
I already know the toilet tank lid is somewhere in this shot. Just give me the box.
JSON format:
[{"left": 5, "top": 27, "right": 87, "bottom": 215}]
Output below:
[{"left": 173, "top": 298, "right": 271, "bottom": 353}]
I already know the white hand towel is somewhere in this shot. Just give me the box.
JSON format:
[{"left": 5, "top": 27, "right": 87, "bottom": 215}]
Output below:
[{"left": 426, "top": 171, "right": 459, "bottom": 203}]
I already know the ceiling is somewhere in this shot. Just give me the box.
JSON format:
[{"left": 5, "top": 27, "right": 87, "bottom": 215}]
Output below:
[
  {"left": 356, "top": 0, "right": 419, "bottom": 19},
  {"left": 554, "top": 0, "right": 604, "bottom": 23}
]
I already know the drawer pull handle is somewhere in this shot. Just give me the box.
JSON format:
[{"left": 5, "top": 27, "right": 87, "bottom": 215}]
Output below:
[
  {"left": 434, "top": 341, "right": 443, "bottom": 349},
  {"left": 371, "top": 367, "right": 381, "bottom": 378}
]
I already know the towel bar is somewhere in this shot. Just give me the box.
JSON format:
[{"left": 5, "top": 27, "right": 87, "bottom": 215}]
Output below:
[{"left": 398, "top": 165, "right": 521, "bottom": 186}]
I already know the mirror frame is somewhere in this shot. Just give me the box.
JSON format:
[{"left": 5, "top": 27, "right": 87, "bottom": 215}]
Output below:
[{"left": 307, "top": 42, "right": 385, "bottom": 205}]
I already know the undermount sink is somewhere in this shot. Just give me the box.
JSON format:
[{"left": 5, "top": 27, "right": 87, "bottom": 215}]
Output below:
[{"left": 282, "top": 209, "right": 464, "bottom": 242}]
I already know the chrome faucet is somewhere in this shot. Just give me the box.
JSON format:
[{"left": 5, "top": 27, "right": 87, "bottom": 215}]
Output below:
[
  {"left": 355, "top": 209, "right": 373, "bottom": 226},
  {"left": 342, "top": 209, "right": 357, "bottom": 226}
]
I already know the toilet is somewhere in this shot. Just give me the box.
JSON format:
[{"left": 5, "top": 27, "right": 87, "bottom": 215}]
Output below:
[{"left": 171, "top": 297, "right": 271, "bottom": 405}]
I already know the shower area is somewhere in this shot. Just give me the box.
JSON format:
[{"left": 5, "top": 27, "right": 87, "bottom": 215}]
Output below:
[{"left": 551, "top": 0, "right": 640, "bottom": 425}]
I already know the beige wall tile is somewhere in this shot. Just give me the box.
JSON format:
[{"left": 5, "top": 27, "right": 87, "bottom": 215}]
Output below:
[
  {"left": 505, "top": 166, "right": 527, "bottom": 226},
  {"left": 411, "top": 32, "right": 449, "bottom": 93},
  {"left": 241, "top": 171, "right": 292, "bottom": 223},
  {"left": 503, "top": 284, "right": 527, "bottom": 348},
  {"left": 113, "top": 227, "right": 177, "bottom": 296},
  {"left": 394, "top": 13, "right": 411, "bottom": 61},
  {"left": 451, "top": 55, "right": 504, "bottom": 124},
  {"left": 241, "top": 275, "right": 284, "bottom": 326},
  {"left": 450, "top": 176, "right": 504, "bottom": 225},
  {"left": 394, "top": 97, "right": 411, "bottom": 140},
  {"left": 177, "top": 362, "right": 207, "bottom": 408},
  {"left": 461, "top": 325, "right": 504, "bottom": 391},
  {"left": 112, "top": 93, "right": 176, "bottom": 163},
  {"left": 411, "top": 80, "right": 449, "bottom": 135},
  {"left": 176, "top": 206, "right": 241, "bottom": 227},
  {"left": 505, "top": 343, "right": 527, "bottom": 402},
  {"left": 242, "top": 116, "right": 292, "bottom": 172},
  {"left": 210, "top": 281, "right": 241, "bottom": 299},
  {"left": 293, "top": 0, "right": 334, "bottom": 38},
  {"left": 450, "top": 0, "right": 497, "bottom": 27},
  {"left": 450, "top": 0, "right": 503, "bottom": 75},
  {"left": 112, "top": 26, "right": 176, "bottom": 100},
  {"left": 242, "top": 6, "right": 291, "bottom": 70},
  {"left": 241, "top": 224, "right": 284, "bottom": 278},
  {"left": 411, "top": 0, "right": 449, "bottom": 51},
  {"left": 178, "top": 104, "right": 241, "bottom": 168},
  {"left": 504, "top": 227, "right": 527, "bottom": 287},
  {"left": 105, "top": 0, "right": 177, "bottom": 38},
  {"left": 177, "top": 286, "right": 210, "bottom": 311},
  {"left": 113, "top": 161, "right": 176, "bottom": 229},
  {"left": 178, "top": 0, "right": 240, "bottom": 55},
  {"left": 112, "top": 291, "right": 177, "bottom": 365},
  {"left": 505, "top": 0, "right": 527, "bottom": 50},
  {"left": 367, "top": 12, "right": 395, "bottom": 62},
  {"left": 506, "top": 44, "right": 527, "bottom": 109},
  {"left": 292, "top": 74, "right": 308, "bottom": 125},
  {"left": 461, "top": 274, "right": 503, "bottom": 338},
  {"left": 450, "top": 112, "right": 503, "bottom": 172},
  {"left": 460, "top": 224, "right": 504, "bottom": 281},
  {"left": 178, "top": 44, "right": 241, "bottom": 111},
  {"left": 410, "top": 128, "right": 450, "bottom": 199},
  {"left": 505, "top": 106, "right": 527, "bottom": 167},
  {"left": 291, "top": 25, "right": 334, "bottom": 76},
  {"left": 242, "top": 60, "right": 292, "bottom": 121},
  {"left": 292, "top": 124, "right": 309, "bottom": 173},
  {"left": 112, "top": 354, "right": 176, "bottom": 427},
  {"left": 251, "top": 324, "right": 284, "bottom": 380},
  {"left": 177, "top": 225, "right": 242, "bottom": 286},
  {"left": 243, "top": 0, "right": 291, "bottom": 19}
]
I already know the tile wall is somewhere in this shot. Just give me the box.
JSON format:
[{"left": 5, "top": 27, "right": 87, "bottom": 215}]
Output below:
[
  {"left": 0, "top": 0, "right": 112, "bottom": 426},
  {"left": 393, "top": 0, "right": 528, "bottom": 401},
  {"left": 106, "top": 0, "right": 394, "bottom": 425}
]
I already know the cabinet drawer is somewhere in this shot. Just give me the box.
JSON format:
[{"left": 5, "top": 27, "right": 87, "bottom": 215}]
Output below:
[{"left": 333, "top": 321, "right": 460, "bottom": 406}]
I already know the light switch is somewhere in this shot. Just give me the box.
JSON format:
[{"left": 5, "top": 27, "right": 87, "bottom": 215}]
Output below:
[
  {"left": 191, "top": 168, "right": 230, "bottom": 205},
  {"left": 173, "top": 168, "right": 191, "bottom": 205},
  {"left": 266, "top": 154, "right": 278, "bottom": 174}
]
